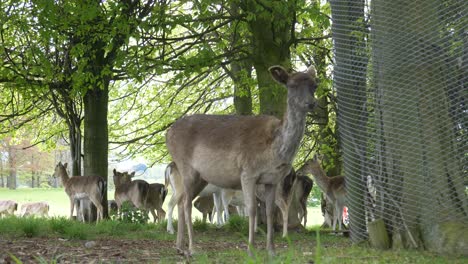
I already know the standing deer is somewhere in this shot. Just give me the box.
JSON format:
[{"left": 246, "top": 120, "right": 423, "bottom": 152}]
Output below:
[
  {"left": 166, "top": 65, "right": 318, "bottom": 256},
  {"left": 256, "top": 169, "right": 298, "bottom": 238},
  {"left": 164, "top": 162, "right": 225, "bottom": 234},
  {"left": 301, "top": 155, "right": 346, "bottom": 231},
  {"left": 113, "top": 169, "right": 149, "bottom": 212},
  {"left": 294, "top": 175, "right": 314, "bottom": 227},
  {"left": 53, "top": 162, "right": 106, "bottom": 222},
  {"left": 147, "top": 183, "right": 168, "bottom": 223},
  {"left": 115, "top": 170, "right": 167, "bottom": 223}
]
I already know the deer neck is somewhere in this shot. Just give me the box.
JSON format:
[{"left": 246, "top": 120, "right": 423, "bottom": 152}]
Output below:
[
  {"left": 60, "top": 169, "right": 70, "bottom": 185},
  {"left": 307, "top": 165, "right": 330, "bottom": 192},
  {"left": 275, "top": 100, "right": 307, "bottom": 162}
]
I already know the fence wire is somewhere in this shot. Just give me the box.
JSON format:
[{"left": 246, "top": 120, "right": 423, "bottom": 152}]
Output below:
[{"left": 331, "top": 0, "right": 467, "bottom": 244}]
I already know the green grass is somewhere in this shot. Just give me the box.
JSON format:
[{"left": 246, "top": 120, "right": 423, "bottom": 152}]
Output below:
[
  {"left": 0, "top": 216, "right": 466, "bottom": 263},
  {"left": 1, "top": 188, "right": 466, "bottom": 263}
]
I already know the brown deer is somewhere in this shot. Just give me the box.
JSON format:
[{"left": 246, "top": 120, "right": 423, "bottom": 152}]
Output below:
[
  {"left": 294, "top": 175, "right": 313, "bottom": 227},
  {"left": 166, "top": 65, "right": 318, "bottom": 256},
  {"left": 20, "top": 201, "right": 50, "bottom": 217},
  {"left": 115, "top": 170, "right": 167, "bottom": 223},
  {"left": 256, "top": 169, "right": 298, "bottom": 238},
  {"left": 193, "top": 195, "right": 214, "bottom": 223},
  {"left": 0, "top": 200, "right": 18, "bottom": 217},
  {"left": 164, "top": 162, "right": 226, "bottom": 234},
  {"left": 112, "top": 169, "right": 150, "bottom": 213},
  {"left": 147, "top": 183, "right": 168, "bottom": 223},
  {"left": 301, "top": 155, "right": 345, "bottom": 231},
  {"left": 53, "top": 162, "right": 106, "bottom": 222}
]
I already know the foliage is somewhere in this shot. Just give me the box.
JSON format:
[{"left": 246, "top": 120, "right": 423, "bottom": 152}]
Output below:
[
  {"left": 225, "top": 214, "right": 249, "bottom": 234},
  {"left": 192, "top": 217, "right": 209, "bottom": 232},
  {"left": 308, "top": 185, "right": 323, "bottom": 207},
  {"left": 112, "top": 201, "right": 149, "bottom": 224}
]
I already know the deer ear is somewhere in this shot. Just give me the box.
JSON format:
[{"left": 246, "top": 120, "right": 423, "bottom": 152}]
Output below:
[
  {"left": 130, "top": 172, "right": 135, "bottom": 177},
  {"left": 113, "top": 168, "right": 117, "bottom": 175},
  {"left": 63, "top": 163, "right": 68, "bottom": 169},
  {"left": 269, "top": 66, "right": 290, "bottom": 85}
]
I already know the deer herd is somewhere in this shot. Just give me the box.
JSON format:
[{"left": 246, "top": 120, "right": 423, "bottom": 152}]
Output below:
[{"left": 0, "top": 65, "right": 349, "bottom": 257}]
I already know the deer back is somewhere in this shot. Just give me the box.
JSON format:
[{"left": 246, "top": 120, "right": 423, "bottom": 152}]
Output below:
[
  {"left": 327, "top": 176, "right": 346, "bottom": 201},
  {"left": 146, "top": 183, "right": 167, "bottom": 208},
  {"left": 167, "top": 115, "right": 282, "bottom": 188},
  {"left": 65, "top": 176, "right": 105, "bottom": 199},
  {"left": 194, "top": 196, "right": 214, "bottom": 213},
  {"left": 115, "top": 179, "right": 150, "bottom": 208}
]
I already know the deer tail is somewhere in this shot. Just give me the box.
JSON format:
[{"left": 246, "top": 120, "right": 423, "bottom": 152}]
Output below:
[
  {"left": 164, "top": 162, "right": 174, "bottom": 189},
  {"left": 141, "top": 183, "right": 150, "bottom": 208},
  {"left": 160, "top": 186, "right": 168, "bottom": 204},
  {"left": 98, "top": 178, "right": 106, "bottom": 203}
]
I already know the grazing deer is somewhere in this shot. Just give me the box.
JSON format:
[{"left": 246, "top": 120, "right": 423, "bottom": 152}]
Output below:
[
  {"left": 53, "top": 162, "right": 106, "bottom": 222},
  {"left": 20, "top": 201, "right": 49, "bottom": 217},
  {"left": 166, "top": 65, "right": 318, "bottom": 256},
  {"left": 164, "top": 162, "right": 225, "bottom": 234},
  {"left": 193, "top": 196, "right": 214, "bottom": 223},
  {"left": 301, "top": 155, "right": 346, "bottom": 231},
  {"left": 112, "top": 169, "right": 150, "bottom": 212},
  {"left": 0, "top": 200, "right": 18, "bottom": 217},
  {"left": 108, "top": 199, "right": 118, "bottom": 214}
]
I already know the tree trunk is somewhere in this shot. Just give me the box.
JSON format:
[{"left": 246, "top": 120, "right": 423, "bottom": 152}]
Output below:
[
  {"left": 31, "top": 171, "right": 35, "bottom": 188},
  {"left": 372, "top": 0, "right": 468, "bottom": 255},
  {"left": 228, "top": 1, "right": 253, "bottom": 116},
  {"left": 232, "top": 60, "right": 253, "bottom": 116},
  {"left": 7, "top": 144, "right": 17, "bottom": 190},
  {"left": 330, "top": 0, "right": 368, "bottom": 242},
  {"left": 84, "top": 86, "right": 109, "bottom": 219},
  {"left": 69, "top": 122, "right": 82, "bottom": 177},
  {"left": 244, "top": 0, "right": 293, "bottom": 118}
]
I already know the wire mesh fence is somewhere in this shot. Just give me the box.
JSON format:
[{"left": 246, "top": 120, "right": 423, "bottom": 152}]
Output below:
[{"left": 330, "top": 0, "right": 467, "bottom": 251}]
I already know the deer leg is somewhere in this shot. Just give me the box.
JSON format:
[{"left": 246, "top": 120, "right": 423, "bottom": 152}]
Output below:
[
  {"left": 150, "top": 209, "right": 157, "bottom": 223},
  {"left": 264, "top": 184, "right": 276, "bottom": 256},
  {"left": 69, "top": 198, "right": 75, "bottom": 220},
  {"left": 176, "top": 196, "right": 185, "bottom": 254},
  {"left": 157, "top": 208, "right": 166, "bottom": 223},
  {"left": 212, "top": 192, "right": 223, "bottom": 226},
  {"left": 332, "top": 202, "right": 338, "bottom": 231},
  {"left": 221, "top": 190, "right": 232, "bottom": 223},
  {"left": 184, "top": 178, "right": 206, "bottom": 256},
  {"left": 279, "top": 201, "right": 289, "bottom": 238},
  {"left": 304, "top": 205, "right": 308, "bottom": 228},
  {"left": 167, "top": 192, "right": 180, "bottom": 234},
  {"left": 275, "top": 195, "right": 291, "bottom": 238},
  {"left": 89, "top": 197, "right": 103, "bottom": 223},
  {"left": 241, "top": 176, "right": 257, "bottom": 257}
]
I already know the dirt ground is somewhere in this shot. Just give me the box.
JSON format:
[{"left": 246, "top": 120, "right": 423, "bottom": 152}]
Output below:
[{"left": 0, "top": 236, "right": 269, "bottom": 263}]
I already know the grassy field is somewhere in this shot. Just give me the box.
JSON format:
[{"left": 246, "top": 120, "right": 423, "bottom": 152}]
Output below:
[
  {"left": 0, "top": 188, "right": 324, "bottom": 226},
  {"left": 0, "top": 216, "right": 466, "bottom": 263},
  {"left": 1, "top": 188, "right": 467, "bottom": 263}
]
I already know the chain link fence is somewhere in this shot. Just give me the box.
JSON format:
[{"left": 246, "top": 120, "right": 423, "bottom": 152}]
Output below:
[{"left": 331, "top": 0, "right": 467, "bottom": 253}]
